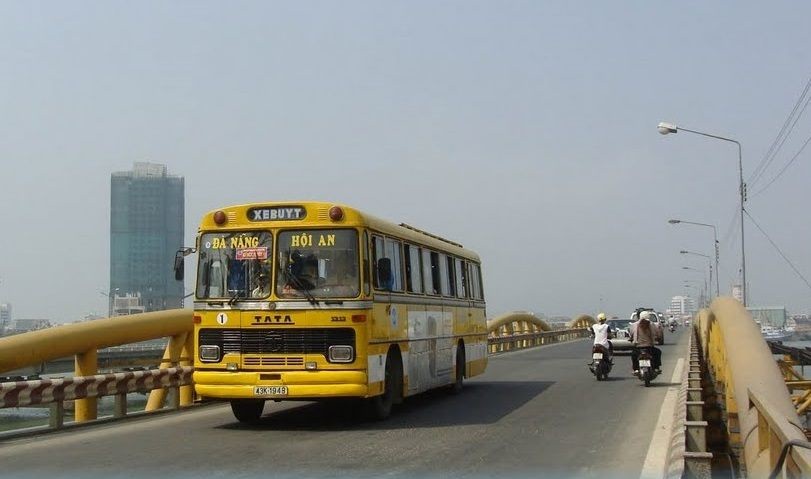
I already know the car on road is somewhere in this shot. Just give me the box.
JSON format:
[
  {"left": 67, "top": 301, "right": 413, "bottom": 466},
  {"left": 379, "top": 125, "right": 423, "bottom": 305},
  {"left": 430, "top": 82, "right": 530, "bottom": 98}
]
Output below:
[
  {"left": 654, "top": 312, "right": 667, "bottom": 345},
  {"left": 607, "top": 318, "right": 634, "bottom": 354}
]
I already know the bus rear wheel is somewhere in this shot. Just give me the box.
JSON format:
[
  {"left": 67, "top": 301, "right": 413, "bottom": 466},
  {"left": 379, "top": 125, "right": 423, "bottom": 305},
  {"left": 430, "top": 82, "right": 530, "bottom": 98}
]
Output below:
[
  {"left": 230, "top": 399, "right": 265, "bottom": 423},
  {"left": 451, "top": 344, "right": 465, "bottom": 394},
  {"left": 368, "top": 349, "right": 402, "bottom": 421}
]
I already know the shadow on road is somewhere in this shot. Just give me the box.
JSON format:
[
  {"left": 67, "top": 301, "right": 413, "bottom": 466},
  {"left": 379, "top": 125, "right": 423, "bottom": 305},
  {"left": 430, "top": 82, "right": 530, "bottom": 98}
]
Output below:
[{"left": 220, "top": 380, "right": 555, "bottom": 431}]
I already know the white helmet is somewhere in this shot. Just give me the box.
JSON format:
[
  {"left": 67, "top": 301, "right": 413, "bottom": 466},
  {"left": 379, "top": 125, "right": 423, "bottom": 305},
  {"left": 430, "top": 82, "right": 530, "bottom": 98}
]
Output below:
[{"left": 640, "top": 311, "right": 653, "bottom": 320}]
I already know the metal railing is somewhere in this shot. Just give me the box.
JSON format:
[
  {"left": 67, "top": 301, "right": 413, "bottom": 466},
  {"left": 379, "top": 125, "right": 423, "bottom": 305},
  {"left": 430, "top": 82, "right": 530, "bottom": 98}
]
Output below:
[
  {"left": 696, "top": 297, "right": 811, "bottom": 477},
  {"left": 486, "top": 311, "right": 590, "bottom": 354},
  {"left": 0, "top": 309, "right": 194, "bottom": 429},
  {"left": 0, "top": 308, "right": 589, "bottom": 435}
]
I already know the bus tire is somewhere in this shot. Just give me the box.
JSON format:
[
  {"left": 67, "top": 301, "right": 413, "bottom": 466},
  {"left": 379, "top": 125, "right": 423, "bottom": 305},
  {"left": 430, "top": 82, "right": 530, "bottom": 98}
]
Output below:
[
  {"left": 230, "top": 399, "right": 265, "bottom": 423},
  {"left": 368, "top": 349, "right": 402, "bottom": 420},
  {"left": 451, "top": 343, "right": 465, "bottom": 394}
]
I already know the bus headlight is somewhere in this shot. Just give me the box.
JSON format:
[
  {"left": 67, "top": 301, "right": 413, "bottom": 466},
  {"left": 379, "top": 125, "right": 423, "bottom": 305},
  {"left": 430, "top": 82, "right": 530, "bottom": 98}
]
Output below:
[
  {"left": 328, "top": 345, "right": 354, "bottom": 363},
  {"left": 199, "top": 345, "right": 221, "bottom": 362}
]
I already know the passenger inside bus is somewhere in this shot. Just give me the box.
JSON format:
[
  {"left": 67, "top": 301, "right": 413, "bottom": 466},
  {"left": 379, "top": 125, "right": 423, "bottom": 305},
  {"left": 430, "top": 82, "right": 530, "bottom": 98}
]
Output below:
[{"left": 251, "top": 273, "right": 270, "bottom": 298}]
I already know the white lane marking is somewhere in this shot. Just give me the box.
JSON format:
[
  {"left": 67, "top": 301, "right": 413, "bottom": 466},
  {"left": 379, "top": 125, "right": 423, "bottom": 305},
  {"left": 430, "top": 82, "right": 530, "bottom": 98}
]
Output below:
[{"left": 639, "top": 358, "right": 684, "bottom": 479}]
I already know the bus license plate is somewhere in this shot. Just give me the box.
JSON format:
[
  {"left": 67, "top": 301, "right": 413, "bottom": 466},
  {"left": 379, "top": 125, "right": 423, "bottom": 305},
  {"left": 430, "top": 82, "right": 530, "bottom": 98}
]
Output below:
[
  {"left": 254, "top": 386, "right": 288, "bottom": 397},
  {"left": 639, "top": 359, "right": 652, "bottom": 367},
  {"left": 592, "top": 353, "right": 603, "bottom": 360}
]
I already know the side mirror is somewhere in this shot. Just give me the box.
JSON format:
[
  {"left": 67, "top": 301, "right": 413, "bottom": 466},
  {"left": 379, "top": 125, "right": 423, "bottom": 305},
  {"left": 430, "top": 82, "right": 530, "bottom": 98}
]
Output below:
[
  {"left": 174, "top": 246, "right": 196, "bottom": 281},
  {"left": 174, "top": 251, "right": 185, "bottom": 281},
  {"left": 376, "top": 258, "right": 392, "bottom": 290}
]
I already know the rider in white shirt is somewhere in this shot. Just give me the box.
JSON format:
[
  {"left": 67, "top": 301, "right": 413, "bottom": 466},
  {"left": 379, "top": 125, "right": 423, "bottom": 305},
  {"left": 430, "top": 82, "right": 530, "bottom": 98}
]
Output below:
[{"left": 590, "top": 313, "right": 613, "bottom": 357}]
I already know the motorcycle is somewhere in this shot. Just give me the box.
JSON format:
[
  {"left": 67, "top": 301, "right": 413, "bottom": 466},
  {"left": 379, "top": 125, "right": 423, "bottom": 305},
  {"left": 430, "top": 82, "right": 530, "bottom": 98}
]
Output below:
[
  {"left": 669, "top": 324, "right": 676, "bottom": 333},
  {"left": 636, "top": 348, "right": 660, "bottom": 387},
  {"left": 588, "top": 344, "right": 612, "bottom": 381}
]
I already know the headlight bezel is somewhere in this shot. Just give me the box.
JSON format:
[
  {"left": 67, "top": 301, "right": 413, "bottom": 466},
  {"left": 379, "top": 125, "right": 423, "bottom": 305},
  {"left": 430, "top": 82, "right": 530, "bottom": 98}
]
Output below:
[
  {"left": 328, "top": 345, "right": 354, "bottom": 363},
  {"left": 199, "top": 344, "right": 222, "bottom": 362}
]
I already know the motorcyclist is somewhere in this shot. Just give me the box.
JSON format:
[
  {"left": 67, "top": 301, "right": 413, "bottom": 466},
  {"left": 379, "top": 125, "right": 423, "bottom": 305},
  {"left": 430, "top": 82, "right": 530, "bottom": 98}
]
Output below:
[
  {"left": 630, "top": 310, "right": 662, "bottom": 375},
  {"left": 590, "top": 313, "right": 613, "bottom": 358}
]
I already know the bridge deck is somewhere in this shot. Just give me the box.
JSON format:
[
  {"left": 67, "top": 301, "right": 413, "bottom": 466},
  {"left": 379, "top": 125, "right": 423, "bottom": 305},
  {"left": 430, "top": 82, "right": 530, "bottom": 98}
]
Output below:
[{"left": 0, "top": 329, "right": 690, "bottom": 478}]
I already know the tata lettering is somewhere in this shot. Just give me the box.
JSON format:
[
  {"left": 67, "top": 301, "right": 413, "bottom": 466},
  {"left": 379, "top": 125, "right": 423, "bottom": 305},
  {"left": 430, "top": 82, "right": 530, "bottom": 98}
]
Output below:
[
  {"left": 251, "top": 315, "right": 294, "bottom": 325},
  {"left": 248, "top": 206, "right": 306, "bottom": 221}
]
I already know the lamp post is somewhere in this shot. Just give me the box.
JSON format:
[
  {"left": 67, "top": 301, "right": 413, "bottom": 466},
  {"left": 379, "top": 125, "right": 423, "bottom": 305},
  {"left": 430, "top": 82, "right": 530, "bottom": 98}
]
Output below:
[
  {"left": 682, "top": 266, "right": 708, "bottom": 307},
  {"left": 668, "top": 219, "right": 720, "bottom": 297},
  {"left": 659, "top": 122, "right": 746, "bottom": 306},
  {"left": 683, "top": 279, "right": 705, "bottom": 306},
  {"left": 680, "top": 250, "right": 714, "bottom": 300},
  {"left": 99, "top": 288, "right": 120, "bottom": 318}
]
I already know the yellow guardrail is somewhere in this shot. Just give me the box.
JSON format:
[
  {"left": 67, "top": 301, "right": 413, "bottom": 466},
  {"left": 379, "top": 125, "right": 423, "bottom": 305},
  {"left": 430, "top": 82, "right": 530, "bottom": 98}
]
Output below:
[
  {"left": 0, "top": 309, "right": 194, "bottom": 423},
  {"left": 0, "top": 308, "right": 587, "bottom": 432},
  {"left": 486, "top": 311, "right": 590, "bottom": 353},
  {"left": 697, "top": 297, "right": 811, "bottom": 477}
]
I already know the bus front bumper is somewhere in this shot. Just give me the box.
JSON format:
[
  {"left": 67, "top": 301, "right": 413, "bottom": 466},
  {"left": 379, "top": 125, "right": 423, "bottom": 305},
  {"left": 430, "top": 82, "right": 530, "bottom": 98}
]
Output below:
[{"left": 193, "top": 370, "right": 369, "bottom": 399}]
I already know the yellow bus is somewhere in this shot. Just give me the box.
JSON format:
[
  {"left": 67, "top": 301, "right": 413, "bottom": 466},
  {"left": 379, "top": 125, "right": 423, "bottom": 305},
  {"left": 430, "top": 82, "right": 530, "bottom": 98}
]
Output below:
[{"left": 177, "top": 201, "right": 488, "bottom": 422}]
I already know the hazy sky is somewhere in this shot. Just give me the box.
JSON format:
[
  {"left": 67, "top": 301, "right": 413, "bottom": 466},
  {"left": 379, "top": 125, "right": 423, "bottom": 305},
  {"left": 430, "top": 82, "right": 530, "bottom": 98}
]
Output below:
[{"left": 2, "top": 1, "right": 811, "bottom": 322}]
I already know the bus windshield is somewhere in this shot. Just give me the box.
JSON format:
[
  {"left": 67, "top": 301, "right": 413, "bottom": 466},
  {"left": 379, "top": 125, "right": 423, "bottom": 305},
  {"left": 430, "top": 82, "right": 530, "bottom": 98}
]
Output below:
[
  {"left": 196, "top": 231, "right": 273, "bottom": 299},
  {"left": 276, "top": 229, "right": 359, "bottom": 299}
]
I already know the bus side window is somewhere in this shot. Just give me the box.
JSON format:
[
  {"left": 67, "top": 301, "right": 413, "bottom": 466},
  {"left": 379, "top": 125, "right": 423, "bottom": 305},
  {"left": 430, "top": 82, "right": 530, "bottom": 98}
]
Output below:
[
  {"left": 384, "top": 238, "right": 404, "bottom": 292},
  {"left": 456, "top": 259, "right": 467, "bottom": 298},
  {"left": 372, "top": 235, "right": 404, "bottom": 292},
  {"left": 404, "top": 244, "right": 423, "bottom": 294},
  {"left": 372, "top": 235, "right": 384, "bottom": 289},
  {"left": 422, "top": 248, "right": 435, "bottom": 295},
  {"left": 445, "top": 255, "right": 457, "bottom": 297},
  {"left": 474, "top": 264, "right": 484, "bottom": 300},
  {"left": 363, "top": 231, "right": 371, "bottom": 296},
  {"left": 430, "top": 251, "right": 442, "bottom": 295},
  {"left": 438, "top": 253, "right": 451, "bottom": 296}
]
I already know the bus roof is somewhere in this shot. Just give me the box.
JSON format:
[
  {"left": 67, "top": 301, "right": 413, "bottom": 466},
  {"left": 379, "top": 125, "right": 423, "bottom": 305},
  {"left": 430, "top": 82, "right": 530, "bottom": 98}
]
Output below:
[{"left": 199, "top": 201, "right": 481, "bottom": 262}]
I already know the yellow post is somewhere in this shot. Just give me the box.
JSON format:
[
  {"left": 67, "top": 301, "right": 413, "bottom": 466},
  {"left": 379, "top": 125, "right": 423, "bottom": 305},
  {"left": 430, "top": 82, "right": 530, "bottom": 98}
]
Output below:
[
  {"left": 74, "top": 349, "right": 98, "bottom": 422},
  {"left": 146, "top": 332, "right": 188, "bottom": 411},
  {"left": 179, "top": 332, "right": 195, "bottom": 406}
]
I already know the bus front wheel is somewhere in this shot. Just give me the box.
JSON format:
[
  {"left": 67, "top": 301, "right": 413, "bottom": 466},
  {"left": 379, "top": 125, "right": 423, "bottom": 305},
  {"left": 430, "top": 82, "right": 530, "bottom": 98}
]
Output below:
[
  {"left": 230, "top": 399, "right": 265, "bottom": 423},
  {"left": 368, "top": 349, "right": 402, "bottom": 420}
]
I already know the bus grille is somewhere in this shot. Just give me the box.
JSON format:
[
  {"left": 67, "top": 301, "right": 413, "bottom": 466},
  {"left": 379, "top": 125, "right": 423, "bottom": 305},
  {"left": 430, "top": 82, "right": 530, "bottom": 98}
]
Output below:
[{"left": 198, "top": 328, "right": 355, "bottom": 356}]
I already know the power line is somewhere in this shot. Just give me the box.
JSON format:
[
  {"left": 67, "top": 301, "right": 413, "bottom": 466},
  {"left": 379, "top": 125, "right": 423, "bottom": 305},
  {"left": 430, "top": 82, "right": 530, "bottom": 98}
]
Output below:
[
  {"left": 721, "top": 206, "right": 740, "bottom": 250},
  {"left": 751, "top": 131, "right": 811, "bottom": 198},
  {"left": 748, "top": 75, "right": 811, "bottom": 188},
  {"left": 744, "top": 209, "right": 811, "bottom": 293}
]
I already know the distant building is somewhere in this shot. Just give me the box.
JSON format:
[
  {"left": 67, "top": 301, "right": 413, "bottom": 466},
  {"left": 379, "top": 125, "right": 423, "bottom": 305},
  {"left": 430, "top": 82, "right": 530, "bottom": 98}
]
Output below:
[
  {"left": 731, "top": 284, "right": 743, "bottom": 303},
  {"left": 112, "top": 292, "right": 147, "bottom": 316},
  {"left": 0, "top": 303, "right": 11, "bottom": 332},
  {"left": 669, "top": 296, "right": 696, "bottom": 317},
  {"left": 748, "top": 307, "right": 787, "bottom": 329},
  {"left": 9, "top": 318, "right": 51, "bottom": 333},
  {"left": 110, "top": 162, "right": 184, "bottom": 313}
]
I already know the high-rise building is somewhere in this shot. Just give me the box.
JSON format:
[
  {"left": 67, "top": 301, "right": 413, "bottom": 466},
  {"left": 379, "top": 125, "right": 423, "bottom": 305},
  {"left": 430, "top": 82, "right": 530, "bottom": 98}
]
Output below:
[
  {"left": 669, "top": 295, "right": 696, "bottom": 317},
  {"left": 731, "top": 284, "right": 743, "bottom": 303},
  {"left": 0, "top": 303, "right": 11, "bottom": 333},
  {"left": 110, "top": 162, "right": 184, "bottom": 313}
]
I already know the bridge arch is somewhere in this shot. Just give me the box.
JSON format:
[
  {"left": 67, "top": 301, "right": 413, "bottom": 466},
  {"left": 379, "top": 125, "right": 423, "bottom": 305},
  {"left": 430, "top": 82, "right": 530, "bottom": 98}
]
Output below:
[
  {"left": 567, "top": 314, "right": 595, "bottom": 329},
  {"left": 486, "top": 311, "right": 551, "bottom": 335}
]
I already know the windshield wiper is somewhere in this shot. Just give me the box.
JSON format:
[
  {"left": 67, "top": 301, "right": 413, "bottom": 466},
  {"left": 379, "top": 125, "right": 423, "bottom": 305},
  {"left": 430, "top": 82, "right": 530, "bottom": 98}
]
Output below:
[
  {"left": 281, "top": 268, "right": 318, "bottom": 306},
  {"left": 228, "top": 290, "right": 245, "bottom": 306}
]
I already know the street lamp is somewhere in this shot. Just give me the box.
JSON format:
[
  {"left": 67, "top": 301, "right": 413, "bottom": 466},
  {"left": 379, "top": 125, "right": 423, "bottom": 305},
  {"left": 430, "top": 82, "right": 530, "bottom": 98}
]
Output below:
[
  {"left": 682, "top": 266, "right": 708, "bottom": 306},
  {"left": 668, "top": 219, "right": 720, "bottom": 297},
  {"left": 659, "top": 121, "right": 746, "bottom": 306},
  {"left": 99, "top": 288, "right": 120, "bottom": 318},
  {"left": 680, "top": 250, "right": 714, "bottom": 300}
]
